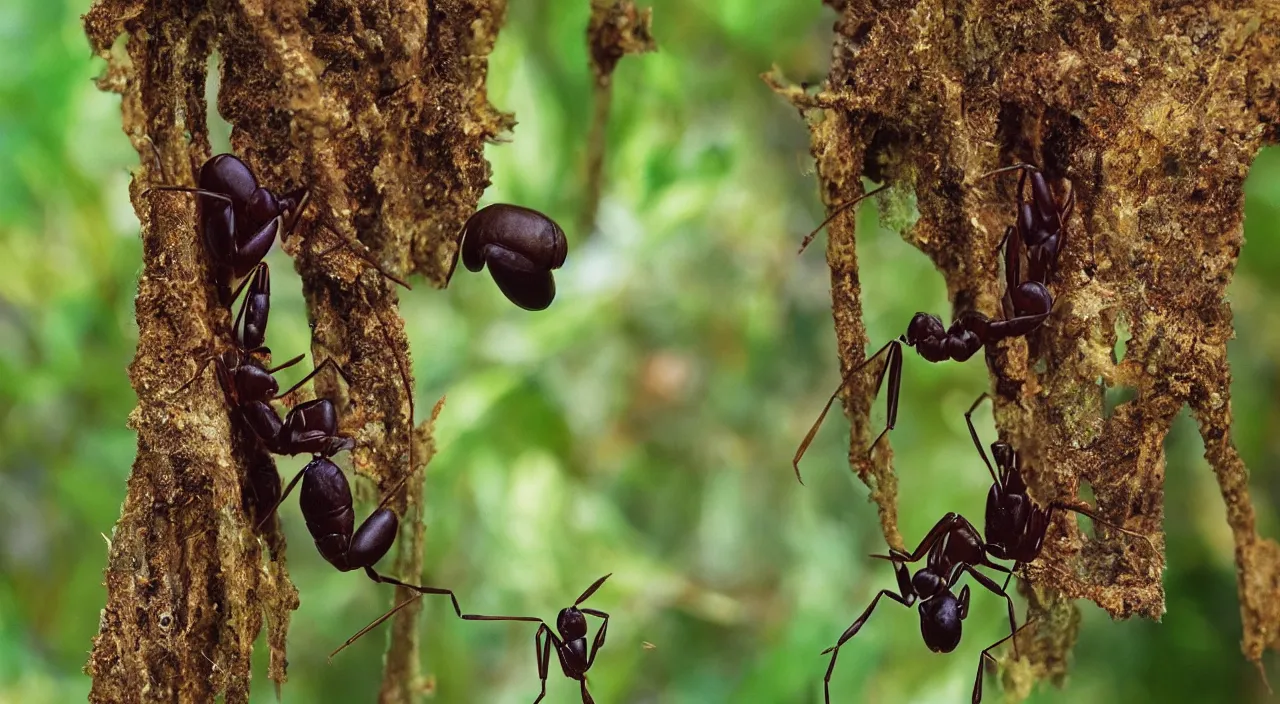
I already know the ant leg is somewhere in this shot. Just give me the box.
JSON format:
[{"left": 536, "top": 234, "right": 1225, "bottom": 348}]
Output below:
[
  {"left": 174, "top": 354, "right": 217, "bottom": 395},
  {"left": 964, "top": 393, "right": 999, "bottom": 485},
  {"left": 278, "top": 187, "right": 311, "bottom": 243},
  {"left": 867, "top": 513, "right": 961, "bottom": 563},
  {"left": 864, "top": 338, "right": 904, "bottom": 460},
  {"left": 362, "top": 567, "right": 464, "bottom": 617},
  {"left": 977, "top": 163, "right": 1038, "bottom": 181},
  {"left": 797, "top": 183, "right": 889, "bottom": 255},
  {"left": 273, "top": 357, "right": 353, "bottom": 400},
  {"left": 141, "top": 185, "right": 235, "bottom": 206},
  {"left": 253, "top": 459, "right": 315, "bottom": 531},
  {"left": 822, "top": 582, "right": 913, "bottom": 704},
  {"left": 313, "top": 220, "right": 412, "bottom": 290},
  {"left": 581, "top": 608, "right": 610, "bottom": 667},
  {"left": 534, "top": 623, "right": 553, "bottom": 704},
  {"left": 792, "top": 339, "right": 901, "bottom": 483},
  {"left": 580, "top": 679, "right": 594, "bottom": 704},
  {"left": 327, "top": 567, "right": 467, "bottom": 658},
  {"left": 1047, "top": 501, "right": 1157, "bottom": 555},
  {"left": 266, "top": 353, "right": 306, "bottom": 375},
  {"left": 330, "top": 592, "right": 422, "bottom": 660},
  {"left": 230, "top": 262, "right": 270, "bottom": 346},
  {"left": 999, "top": 560, "right": 1026, "bottom": 593},
  {"left": 972, "top": 620, "right": 1035, "bottom": 704},
  {"left": 956, "top": 565, "right": 1020, "bottom": 659}
]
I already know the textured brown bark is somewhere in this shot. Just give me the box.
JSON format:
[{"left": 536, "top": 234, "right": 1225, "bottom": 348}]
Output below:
[
  {"left": 82, "top": 1, "right": 508, "bottom": 702},
  {"left": 581, "top": 0, "right": 655, "bottom": 235},
  {"left": 768, "top": 0, "right": 1279, "bottom": 695}
]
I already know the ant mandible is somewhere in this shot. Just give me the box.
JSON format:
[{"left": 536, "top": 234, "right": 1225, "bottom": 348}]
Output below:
[
  {"left": 144, "top": 152, "right": 409, "bottom": 303},
  {"left": 453, "top": 204, "right": 568, "bottom": 311},
  {"left": 792, "top": 166, "right": 1073, "bottom": 482},
  {"left": 332, "top": 573, "right": 613, "bottom": 704},
  {"left": 822, "top": 513, "right": 1028, "bottom": 704}
]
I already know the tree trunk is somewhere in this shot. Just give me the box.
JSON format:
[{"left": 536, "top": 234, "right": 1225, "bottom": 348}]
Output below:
[
  {"left": 768, "top": 0, "right": 1279, "bottom": 695},
  {"left": 81, "top": 1, "right": 507, "bottom": 702}
]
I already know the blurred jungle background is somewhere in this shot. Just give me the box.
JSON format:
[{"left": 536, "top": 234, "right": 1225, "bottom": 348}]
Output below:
[{"left": 2, "top": 1, "right": 1279, "bottom": 703}]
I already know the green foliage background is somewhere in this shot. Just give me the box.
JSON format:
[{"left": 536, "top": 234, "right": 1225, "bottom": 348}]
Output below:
[{"left": 1, "top": 1, "right": 1278, "bottom": 702}]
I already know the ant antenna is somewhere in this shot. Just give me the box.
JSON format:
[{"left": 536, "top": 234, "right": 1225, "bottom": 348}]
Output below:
[{"left": 797, "top": 183, "right": 889, "bottom": 255}]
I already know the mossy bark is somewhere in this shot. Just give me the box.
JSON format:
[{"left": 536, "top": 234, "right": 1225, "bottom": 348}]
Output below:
[
  {"left": 82, "top": 1, "right": 508, "bottom": 702},
  {"left": 769, "top": 0, "right": 1279, "bottom": 695},
  {"left": 581, "top": 0, "right": 655, "bottom": 234}
]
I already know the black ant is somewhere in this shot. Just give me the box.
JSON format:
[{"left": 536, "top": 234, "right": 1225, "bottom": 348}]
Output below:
[
  {"left": 241, "top": 301, "right": 473, "bottom": 635},
  {"left": 333, "top": 574, "right": 613, "bottom": 704},
  {"left": 144, "top": 152, "right": 408, "bottom": 304},
  {"left": 961, "top": 393, "right": 1154, "bottom": 590},
  {"left": 986, "top": 163, "right": 1074, "bottom": 289},
  {"left": 792, "top": 166, "right": 1073, "bottom": 482},
  {"left": 821, "top": 512, "right": 1027, "bottom": 704},
  {"left": 453, "top": 204, "right": 568, "bottom": 311}
]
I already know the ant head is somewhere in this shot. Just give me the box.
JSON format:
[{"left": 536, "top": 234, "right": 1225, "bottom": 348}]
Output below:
[
  {"left": 556, "top": 606, "right": 588, "bottom": 641},
  {"left": 918, "top": 590, "right": 965, "bottom": 653},
  {"left": 904, "top": 313, "right": 945, "bottom": 346},
  {"left": 910, "top": 566, "right": 945, "bottom": 600}
]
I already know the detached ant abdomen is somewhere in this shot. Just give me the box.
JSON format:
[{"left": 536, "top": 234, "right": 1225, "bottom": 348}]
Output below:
[{"left": 458, "top": 204, "right": 568, "bottom": 311}]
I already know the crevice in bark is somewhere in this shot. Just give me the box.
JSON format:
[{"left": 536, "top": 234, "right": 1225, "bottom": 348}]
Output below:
[
  {"left": 769, "top": 0, "right": 1279, "bottom": 694},
  {"left": 82, "top": 1, "right": 508, "bottom": 702}
]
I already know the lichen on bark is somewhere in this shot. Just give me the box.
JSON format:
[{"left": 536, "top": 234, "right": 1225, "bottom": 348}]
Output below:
[
  {"left": 769, "top": 0, "right": 1279, "bottom": 695},
  {"left": 82, "top": 0, "right": 509, "bottom": 701}
]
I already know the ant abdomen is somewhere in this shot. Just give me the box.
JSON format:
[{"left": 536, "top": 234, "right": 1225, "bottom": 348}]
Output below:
[
  {"left": 460, "top": 204, "right": 568, "bottom": 311},
  {"left": 919, "top": 593, "right": 964, "bottom": 653}
]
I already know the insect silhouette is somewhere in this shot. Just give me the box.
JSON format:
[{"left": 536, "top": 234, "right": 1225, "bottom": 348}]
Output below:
[
  {"left": 144, "top": 152, "right": 408, "bottom": 303},
  {"left": 792, "top": 166, "right": 1073, "bottom": 482},
  {"left": 960, "top": 393, "right": 1154, "bottom": 590},
  {"left": 335, "top": 573, "right": 613, "bottom": 704},
  {"left": 455, "top": 204, "right": 568, "bottom": 311},
  {"left": 175, "top": 260, "right": 352, "bottom": 524},
  {"left": 820, "top": 513, "right": 1026, "bottom": 704}
]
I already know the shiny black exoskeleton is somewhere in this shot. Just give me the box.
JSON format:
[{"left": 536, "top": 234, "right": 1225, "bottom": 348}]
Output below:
[
  {"left": 457, "top": 204, "right": 568, "bottom": 311},
  {"left": 145, "top": 153, "right": 409, "bottom": 302},
  {"left": 459, "top": 574, "right": 612, "bottom": 704},
  {"left": 792, "top": 165, "right": 1071, "bottom": 482},
  {"left": 963, "top": 394, "right": 1153, "bottom": 590},
  {"left": 823, "top": 518, "right": 1025, "bottom": 704},
  {"left": 145, "top": 154, "right": 307, "bottom": 304}
]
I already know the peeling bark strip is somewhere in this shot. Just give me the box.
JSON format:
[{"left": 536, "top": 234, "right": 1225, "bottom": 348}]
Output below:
[
  {"left": 83, "top": 1, "right": 509, "bottom": 702},
  {"left": 581, "top": 0, "right": 655, "bottom": 234},
  {"left": 769, "top": 0, "right": 1279, "bottom": 691}
]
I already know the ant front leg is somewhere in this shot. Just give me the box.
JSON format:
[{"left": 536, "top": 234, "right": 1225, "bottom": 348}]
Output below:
[
  {"left": 534, "top": 623, "right": 554, "bottom": 704},
  {"left": 362, "top": 565, "right": 465, "bottom": 618},
  {"left": 867, "top": 512, "right": 963, "bottom": 563},
  {"left": 581, "top": 608, "right": 610, "bottom": 667},
  {"left": 273, "top": 357, "right": 353, "bottom": 402},
  {"left": 1047, "top": 501, "right": 1157, "bottom": 555},
  {"left": 972, "top": 620, "right": 1035, "bottom": 704},
  {"left": 313, "top": 220, "right": 412, "bottom": 290},
  {"left": 579, "top": 679, "right": 595, "bottom": 704},
  {"left": 821, "top": 560, "right": 914, "bottom": 704},
  {"left": 793, "top": 339, "right": 902, "bottom": 483},
  {"left": 954, "top": 564, "right": 1019, "bottom": 659}
]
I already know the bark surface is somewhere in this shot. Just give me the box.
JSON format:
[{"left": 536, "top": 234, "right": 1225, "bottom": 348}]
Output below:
[
  {"left": 82, "top": 1, "right": 508, "bottom": 702},
  {"left": 769, "top": 0, "right": 1279, "bottom": 694}
]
